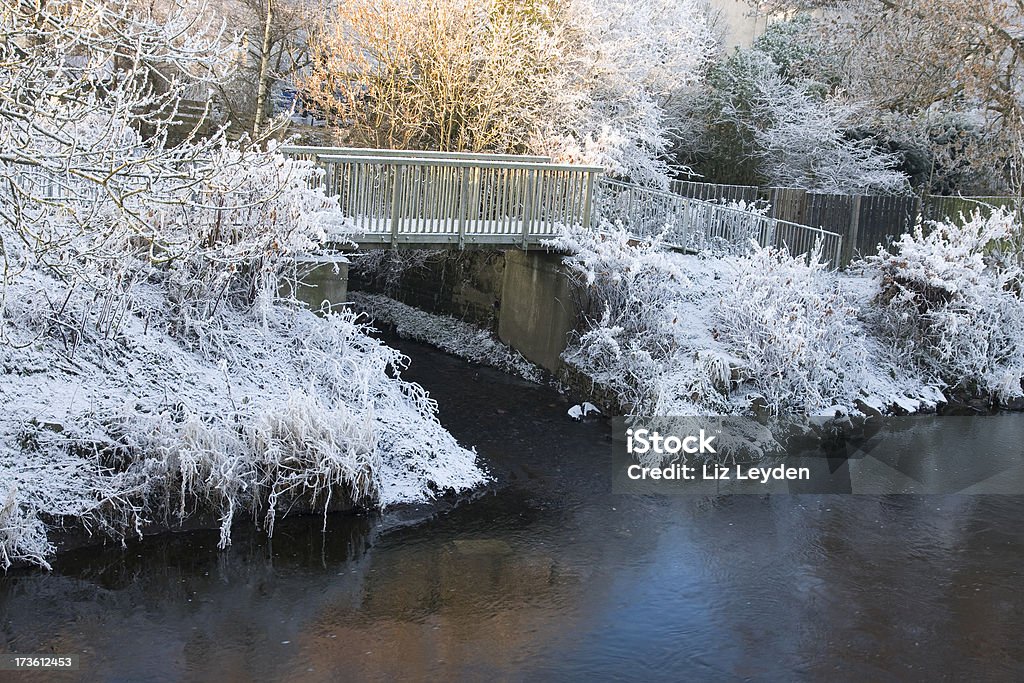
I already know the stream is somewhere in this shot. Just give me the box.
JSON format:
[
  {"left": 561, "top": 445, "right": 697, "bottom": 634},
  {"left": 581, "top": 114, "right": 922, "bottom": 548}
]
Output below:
[{"left": 1, "top": 338, "right": 1023, "bottom": 681}]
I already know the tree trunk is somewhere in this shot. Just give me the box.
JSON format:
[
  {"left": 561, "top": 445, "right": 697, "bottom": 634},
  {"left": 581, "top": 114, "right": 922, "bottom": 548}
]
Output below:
[{"left": 252, "top": 0, "right": 274, "bottom": 137}]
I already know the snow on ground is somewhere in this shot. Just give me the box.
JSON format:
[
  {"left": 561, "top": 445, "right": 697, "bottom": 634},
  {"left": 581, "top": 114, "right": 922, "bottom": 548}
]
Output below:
[
  {"left": 348, "top": 292, "right": 545, "bottom": 384},
  {"left": 0, "top": 267, "right": 486, "bottom": 570}
]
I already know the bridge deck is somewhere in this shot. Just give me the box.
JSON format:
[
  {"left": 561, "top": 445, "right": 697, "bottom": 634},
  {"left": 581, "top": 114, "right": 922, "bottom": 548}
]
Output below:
[{"left": 343, "top": 218, "right": 559, "bottom": 249}]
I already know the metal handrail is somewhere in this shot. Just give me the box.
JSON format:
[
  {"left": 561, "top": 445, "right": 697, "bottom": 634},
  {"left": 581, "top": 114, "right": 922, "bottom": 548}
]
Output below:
[
  {"left": 315, "top": 154, "right": 602, "bottom": 173},
  {"left": 595, "top": 178, "right": 844, "bottom": 267},
  {"left": 280, "top": 145, "right": 553, "bottom": 164}
]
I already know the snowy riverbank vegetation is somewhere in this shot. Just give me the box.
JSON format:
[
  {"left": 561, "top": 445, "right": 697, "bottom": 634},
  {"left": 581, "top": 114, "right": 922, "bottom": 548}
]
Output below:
[
  {"left": 0, "top": 0, "right": 484, "bottom": 569},
  {"left": 552, "top": 209, "right": 1023, "bottom": 416},
  {"left": 349, "top": 293, "right": 545, "bottom": 384}
]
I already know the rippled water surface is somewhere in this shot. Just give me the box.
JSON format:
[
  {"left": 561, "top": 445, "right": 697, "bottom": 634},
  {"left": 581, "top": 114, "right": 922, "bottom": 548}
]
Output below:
[{"left": 2, "top": 339, "right": 1023, "bottom": 681}]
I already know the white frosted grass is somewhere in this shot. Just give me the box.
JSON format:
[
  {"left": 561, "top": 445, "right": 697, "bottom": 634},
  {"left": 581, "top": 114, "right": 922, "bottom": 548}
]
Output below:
[
  {"left": 349, "top": 292, "right": 545, "bottom": 384},
  {"left": 0, "top": 268, "right": 486, "bottom": 569}
]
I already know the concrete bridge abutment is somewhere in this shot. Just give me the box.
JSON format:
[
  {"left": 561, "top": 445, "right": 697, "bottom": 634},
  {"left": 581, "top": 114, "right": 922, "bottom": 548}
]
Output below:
[{"left": 348, "top": 249, "right": 584, "bottom": 375}]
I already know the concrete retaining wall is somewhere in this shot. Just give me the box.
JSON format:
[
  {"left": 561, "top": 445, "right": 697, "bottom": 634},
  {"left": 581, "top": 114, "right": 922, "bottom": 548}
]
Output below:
[{"left": 349, "top": 250, "right": 583, "bottom": 375}]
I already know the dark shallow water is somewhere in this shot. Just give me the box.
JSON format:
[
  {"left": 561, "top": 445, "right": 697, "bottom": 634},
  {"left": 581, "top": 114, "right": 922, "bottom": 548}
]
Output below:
[{"left": 2, "top": 339, "right": 1023, "bottom": 682}]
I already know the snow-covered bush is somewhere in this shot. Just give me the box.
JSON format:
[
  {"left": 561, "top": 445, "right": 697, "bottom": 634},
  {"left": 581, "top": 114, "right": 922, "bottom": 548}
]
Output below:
[
  {"left": 551, "top": 227, "right": 738, "bottom": 415},
  {"left": 0, "top": 262, "right": 487, "bottom": 569},
  {"left": 715, "top": 244, "right": 871, "bottom": 414},
  {"left": 864, "top": 209, "right": 1024, "bottom": 401},
  {"left": 0, "top": 0, "right": 486, "bottom": 569},
  {"left": 553, "top": 226, "right": 938, "bottom": 417},
  {"left": 153, "top": 143, "right": 354, "bottom": 348}
]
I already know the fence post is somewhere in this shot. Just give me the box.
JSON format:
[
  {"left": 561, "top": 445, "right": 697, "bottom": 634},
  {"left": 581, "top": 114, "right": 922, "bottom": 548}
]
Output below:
[
  {"left": 521, "top": 168, "right": 537, "bottom": 248},
  {"left": 458, "top": 167, "right": 470, "bottom": 249},
  {"left": 841, "top": 194, "right": 862, "bottom": 267},
  {"left": 582, "top": 170, "right": 595, "bottom": 230},
  {"left": 390, "top": 165, "right": 404, "bottom": 247}
]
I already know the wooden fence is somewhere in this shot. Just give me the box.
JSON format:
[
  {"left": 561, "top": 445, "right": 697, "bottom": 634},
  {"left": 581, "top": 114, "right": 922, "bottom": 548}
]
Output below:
[
  {"left": 922, "top": 195, "right": 1022, "bottom": 223},
  {"left": 770, "top": 188, "right": 920, "bottom": 264},
  {"left": 769, "top": 188, "right": 1022, "bottom": 264}
]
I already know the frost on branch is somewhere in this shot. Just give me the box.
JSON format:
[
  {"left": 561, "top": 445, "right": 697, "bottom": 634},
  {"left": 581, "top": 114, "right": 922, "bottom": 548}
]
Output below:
[
  {"left": 551, "top": 227, "right": 739, "bottom": 415},
  {"left": 536, "top": 0, "right": 716, "bottom": 188},
  {"left": 0, "top": 0, "right": 485, "bottom": 569},
  {"left": 863, "top": 209, "right": 1024, "bottom": 402},
  {"left": 552, "top": 226, "right": 938, "bottom": 417}
]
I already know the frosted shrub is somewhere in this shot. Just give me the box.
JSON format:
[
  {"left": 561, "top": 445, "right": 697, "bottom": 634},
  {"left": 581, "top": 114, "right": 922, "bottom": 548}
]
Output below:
[
  {"left": 0, "top": 0, "right": 487, "bottom": 568},
  {"left": 0, "top": 265, "right": 487, "bottom": 569},
  {"left": 154, "top": 143, "right": 354, "bottom": 348},
  {"left": 553, "top": 226, "right": 935, "bottom": 417},
  {"left": 864, "top": 210, "right": 1024, "bottom": 401},
  {"left": 715, "top": 244, "right": 870, "bottom": 415},
  {"left": 552, "top": 227, "right": 735, "bottom": 415}
]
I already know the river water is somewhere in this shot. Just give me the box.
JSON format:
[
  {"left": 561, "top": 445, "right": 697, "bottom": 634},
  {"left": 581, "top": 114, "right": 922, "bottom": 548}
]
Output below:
[{"left": 2, "top": 339, "right": 1023, "bottom": 681}]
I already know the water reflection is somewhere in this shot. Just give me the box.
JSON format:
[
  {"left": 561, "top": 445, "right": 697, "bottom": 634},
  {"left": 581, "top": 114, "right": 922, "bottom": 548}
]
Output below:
[{"left": 1, "top": 340, "right": 1022, "bottom": 681}]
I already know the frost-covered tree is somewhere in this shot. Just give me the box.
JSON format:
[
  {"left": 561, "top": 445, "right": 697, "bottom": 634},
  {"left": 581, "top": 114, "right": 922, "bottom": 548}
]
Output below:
[
  {"left": 209, "top": 0, "right": 320, "bottom": 136},
  {"left": 303, "top": 0, "right": 563, "bottom": 153},
  {"left": 303, "top": 0, "right": 716, "bottom": 187},
  {"left": 749, "top": 0, "right": 1024, "bottom": 194},
  {"left": 538, "top": 0, "right": 716, "bottom": 187},
  {"left": 754, "top": 71, "right": 911, "bottom": 195},
  {"left": 678, "top": 45, "right": 910, "bottom": 194},
  {"left": 0, "top": 0, "right": 239, "bottom": 294}
]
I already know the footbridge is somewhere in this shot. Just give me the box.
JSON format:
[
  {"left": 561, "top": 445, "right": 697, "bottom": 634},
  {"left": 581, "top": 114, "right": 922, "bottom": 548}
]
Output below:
[
  {"left": 283, "top": 146, "right": 842, "bottom": 267},
  {"left": 282, "top": 146, "right": 600, "bottom": 250}
]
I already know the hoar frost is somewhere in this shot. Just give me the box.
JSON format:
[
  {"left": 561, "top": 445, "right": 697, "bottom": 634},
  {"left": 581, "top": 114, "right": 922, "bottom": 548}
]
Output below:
[
  {"left": 0, "top": 0, "right": 486, "bottom": 570},
  {"left": 550, "top": 223, "right": 963, "bottom": 417}
]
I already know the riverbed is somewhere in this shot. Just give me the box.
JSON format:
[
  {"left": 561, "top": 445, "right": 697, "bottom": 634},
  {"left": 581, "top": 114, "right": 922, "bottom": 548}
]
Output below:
[{"left": 1, "top": 339, "right": 1023, "bottom": 681}]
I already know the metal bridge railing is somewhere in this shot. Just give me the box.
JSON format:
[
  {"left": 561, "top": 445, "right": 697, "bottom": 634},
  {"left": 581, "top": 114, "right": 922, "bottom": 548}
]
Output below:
[
  {"left": 594, "top": 178, "right": 844, "bottom": 268},
  {"left": 284, "top": 147, "right": 602, "bottom": 248},
  {"left": 279, "top": 145, "right": 552, "bottom": 164}
]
